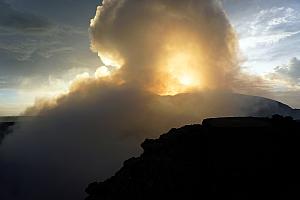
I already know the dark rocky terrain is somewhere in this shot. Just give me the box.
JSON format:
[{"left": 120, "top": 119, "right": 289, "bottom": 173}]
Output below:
[
  {"left": 0, "top": 121, "right": 15, "bottom": 144},
  {"left": 0, "top": 116, "right": 33, "bottom": 144},
  {"left": 86, "top": 115, "right": 300, "bottom": 200}
]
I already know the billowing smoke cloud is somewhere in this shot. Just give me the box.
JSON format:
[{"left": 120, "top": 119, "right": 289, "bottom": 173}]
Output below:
[
  {"left": 0, "top": 1, "right": 283, "bottom": 200},
  {"left": 90, "top": 0, "right": 239, "bottom": 94}
]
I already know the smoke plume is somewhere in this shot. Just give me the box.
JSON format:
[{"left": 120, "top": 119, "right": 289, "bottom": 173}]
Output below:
[{"left": 90, "top": 0, "right": 239, "bottom": 94}]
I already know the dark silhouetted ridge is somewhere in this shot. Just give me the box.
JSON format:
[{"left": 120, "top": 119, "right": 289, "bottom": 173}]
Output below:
[
  {"left": 0, "top": 116, "right": 33, "bottom": 144},
  {"left": 0, "top": 121, "right": 15, "bottom": 144},
  {"left": 86, "top": 116, "right": 300, "bottom": 200}
]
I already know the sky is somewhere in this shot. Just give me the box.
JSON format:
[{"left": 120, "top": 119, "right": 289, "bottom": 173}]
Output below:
[{"left": 0, "top": 0, "right": 300, "bottom": 115}]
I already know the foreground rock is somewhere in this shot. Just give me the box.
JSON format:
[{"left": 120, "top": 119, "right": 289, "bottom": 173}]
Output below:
[
  {"left": 86, "top": 116, "right": 300, "bottom": 200},
  {"left": 0, "top": 121, "right": 15, "bottom": 144}
]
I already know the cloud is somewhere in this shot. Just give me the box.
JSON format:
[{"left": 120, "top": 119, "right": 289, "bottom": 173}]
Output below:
[
  {"left": 0, "top": 1, "right": 103, "bottom": 115},
  {"left": 90, "top": 0, "right": 240, "bottom": 94},
  {"left": 0, "top": 1, "right": 97, "bottom": 106},
  {"left": 270, "top": 57, "right": 300, "bottom": 85},
  {"left": 6, "top": 0, "right": 101, "bottom": 27},
  {"left": 0, "top": 14, "right": 91, "bottom": 104},
  {"left": 0, "top": 39, "right": 74, "bottom": 61},
  {"left": 239, "top": 7, "right": 300, "bottom": 51},
  {"left": 0, "top": 0, "right": 51, "bottom": 33},
  {"left": 225, "top": 3, "right": 300, "bottom": 77},
  {"left": 0, "top": 23, "right": 87, "bottom": 61},
  {"left": 0, "top": 0, "right": 88, "bottom": 59},
  {"left": 0, "top": 0, "right": 90, "bottom": 77}
]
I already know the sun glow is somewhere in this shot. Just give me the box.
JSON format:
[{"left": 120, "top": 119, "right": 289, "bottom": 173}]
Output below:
[
  {"left": 94, "top": 48, "right": 204, "bottom": 96},
  {"left": 91, "top": 33, "right": 205, "bottom": 96},
  {"left": 179, "top": 74, "right": 194, "bottom": 86},
  {"left": 95, "top": 66, "right": 111, "bottom": 78},
  {"left": 158, "top": 49, "right": 203, "bottom": 95}
]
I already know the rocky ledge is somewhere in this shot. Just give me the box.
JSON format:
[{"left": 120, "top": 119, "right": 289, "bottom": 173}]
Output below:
[
  {"left": 86, "top": 116, "right": 300, "bottom": 200},
  {"left": 0, "top": 121, "right": 15, "bottom": 144}
]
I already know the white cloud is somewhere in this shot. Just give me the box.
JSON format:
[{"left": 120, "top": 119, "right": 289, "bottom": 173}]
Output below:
[
  {"left": 239, "top": 7, "right": 300, "bottom": 51},
  {"left": 229, "top": 5, "right": 300, "bottom": 75},
  {"left": 271, "top": 57, "right": 300, "bottom": 84},
  {"left": 240, "top": 31, "right": 300, "bottom": 51}
]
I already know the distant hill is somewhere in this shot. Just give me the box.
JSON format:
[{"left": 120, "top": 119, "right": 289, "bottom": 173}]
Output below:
[
  {"left": 161, "top": 92, "right": 300, "bottom": 120},
  {"left": 86, "top": 116, "right": 300, "bottom": 200}
]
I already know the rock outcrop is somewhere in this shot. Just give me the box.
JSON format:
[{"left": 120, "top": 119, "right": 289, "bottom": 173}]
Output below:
[
  {"left": 86, "top": 116, "right": 300, "bottom": 200},
  {"left": 0, "top": 122, "right": 15, "bottom": 144}
]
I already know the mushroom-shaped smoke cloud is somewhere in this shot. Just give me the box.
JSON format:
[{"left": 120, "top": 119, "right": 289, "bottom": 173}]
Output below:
[{"left": 90, "top": 0, "right": 239, "bottom": 95}]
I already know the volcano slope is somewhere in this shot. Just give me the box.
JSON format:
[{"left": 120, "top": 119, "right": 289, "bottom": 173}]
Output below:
[{"left": 86, "top": 115, "right": 300, "bottom": 200}]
